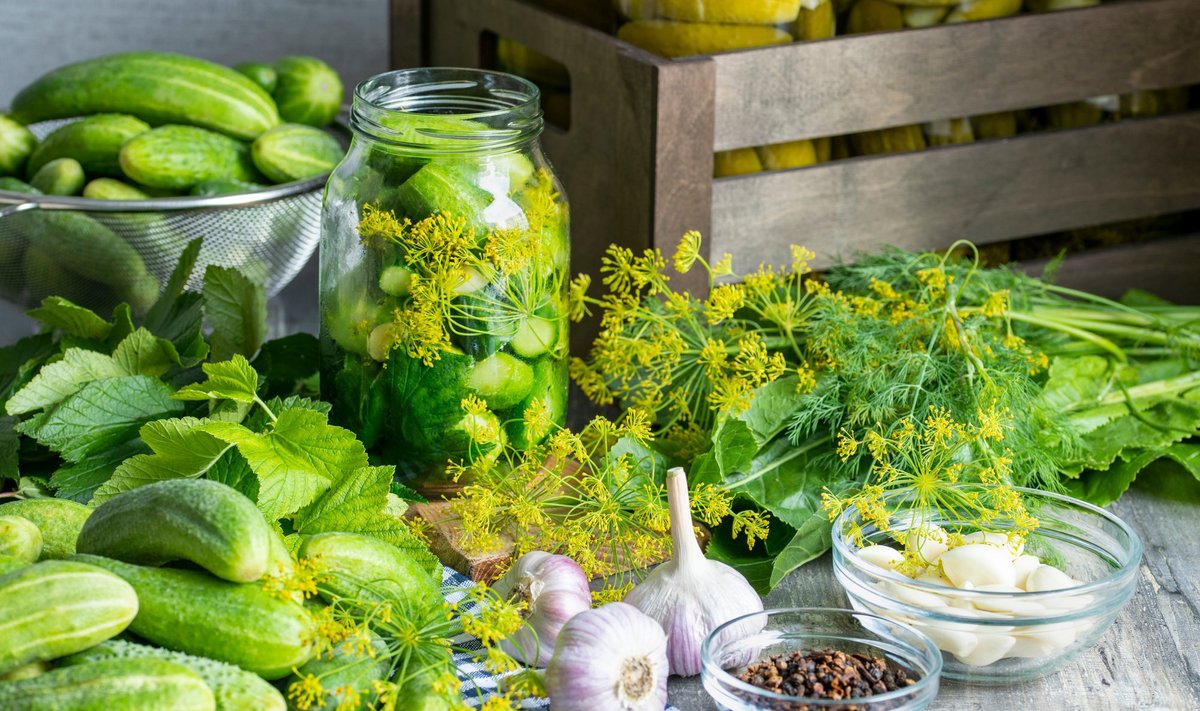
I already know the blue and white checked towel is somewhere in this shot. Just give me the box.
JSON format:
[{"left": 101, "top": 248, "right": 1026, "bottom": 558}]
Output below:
[{"left": 440, "top": 566, "right": 681, "bottom": 710}]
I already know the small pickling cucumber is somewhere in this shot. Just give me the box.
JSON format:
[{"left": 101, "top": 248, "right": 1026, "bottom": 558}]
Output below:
[
  {"left": 63, "top": 639, "right": 287, "bottom": 711},
  {"left": 0, "top": 560, "right": 139, "bottom": 675},
  {"left": 379, "top": 264, "right": 413, "bottom": 297},
  {"left": 23, "top": 246, "right": 110, "bottom": 307},
  {"left": 0, "top": 498, "right": 91, "bottom": 559},
  {"left": 285, "top": 633, "right": 390, "bottom": 711},
  {"left": 78, "top": 478, "right": 271, "bottom": 583},
  {"left": 394, "top": 162, "right": 493, "bottom": 229},
  {"left": 83, "top": 177, "right": 150, "bottom": 201},
  {"left": 0, "top": 114, "right": 37, "bottom": 177},
  {"left": 2, "top": 657, "right": 214, "bottom": 711},
  {"left": 0, "top": 553, "right": 31, "bottom": 575},
  {"left": 235, "top": 62, "right": 278, "bottom": 94},
  {"left": 272, "top": 56, "right": 343, "bottom": 128},
  {"left": 0, "top": 661, "right": 49, "bottom": 682},
  {"left": 119, "top": 125, "right": 260, "bottom": 190},
  {"left": 467, "top": 351, "right": 534, "bottom": 410},
  {"left": 0, "top": 176, "right": 35, "bottom": 192},
  {"left": 11, "top": 51, "right": 279, "bottom": 141},
  {"left": 73, "top": 555, "right": 316, "bottom": 679},
  {"left": 251, "top": 123, "right": 343, "bottom": 183},
  {"left": 0, "top": 514, "right": 42, "bottom": 562},
  {"left": 507, "top": 357, "right": 567, "bottom": 450},
  {"left": 510, "top": 315, "right": 558, "bottom": 359},
  {"left": 29, "top": 157, "right": 85, "bottom": 195},
  {"left": 26, "top": 114, "right": 150, "bottom": 178},
  {"left": 298, "top": 531, "right": 441, "bottom": 610}
]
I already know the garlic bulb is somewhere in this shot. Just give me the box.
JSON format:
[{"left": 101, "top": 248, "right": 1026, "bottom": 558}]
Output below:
[
  {"left": 545, "top": 602, "right": 669, "bottom": 711},
  {"left": 492, "top": 551, "right": 591, "bottom": 667},
  {"left": 624, "top": 467, "right": 764, "bottom": 676}
]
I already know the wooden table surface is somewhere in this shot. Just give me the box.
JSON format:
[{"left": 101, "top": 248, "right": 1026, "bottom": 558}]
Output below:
[{"left": 667, "top": 485, "right": 1200, "bottom": 711}]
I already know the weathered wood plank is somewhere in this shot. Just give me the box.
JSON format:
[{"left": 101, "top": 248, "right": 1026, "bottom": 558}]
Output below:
[
  {"left": 667, "top": 487, "right": 1200, "bottom": 709},
  {"left": 711, "top": 0, "right": 1200, "bottom": 150},
  {"left": 1020, "top": 233, "right": 1200, "bottom": 306},
  {"left": 389, "top": 0, "right": 424, "bottom": 68},
  {"left": 710, "top": 113, "right": 1200, "bottom": 272}
]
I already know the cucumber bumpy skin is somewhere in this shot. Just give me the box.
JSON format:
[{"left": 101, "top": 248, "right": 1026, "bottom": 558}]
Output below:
[
  {"left": 26, "top": 113, "right": 151, "bottom": 178},
  {"left": 0, "top": 498, "right": 92, "bottom": 560},
  {"left": 1, "top": 657, "right": 214, "bottom": 711},
  {"left": 0, "top": 515, "right": 43, "bottom": 562},
  {"left": 77, "top": 478, "right": 271, "bottom": 583},
  {"left": 0, "top": 560, "right": 139, "bottom": 675},
  {"left": 119, "top": 125, "right": 261, "bottom": 191},
  {"left": 11, "top": 51, "right": 279, "bottom": 141}
]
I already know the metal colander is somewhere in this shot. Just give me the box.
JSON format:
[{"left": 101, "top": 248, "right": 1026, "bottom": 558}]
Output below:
[{"left": 0, "top": 117, "right": 347, "bottom": 313}]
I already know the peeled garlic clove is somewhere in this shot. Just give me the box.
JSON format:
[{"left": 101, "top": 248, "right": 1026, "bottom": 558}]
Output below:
[
  {"left": 971, "top": 584, "right": 1047, "bottom": 615},
  {"left": 923, "top": 623, "right": 978, "bottom": 659},
  {"left": 1024, "top": 564, "right": 1076, "bottom": 592},
  {"left": 939, "top": 544, "right": 1016, "bottom": 588},
  {"left": 905, "top": 525, "right": 949, "bottom": 564},
  {"left": 1006, "top": 624, "right": 1078, "bottom": 658},
  {"left": 883, "top": 580, "right": 949, "bottom": 609},
  {"left": 858, "top": 545, "right": 903, "bottom": 571},
  {"left": 1013, "top": 554, "right": 1042, "bottom": 589},
  {"left": 493, "top": 551, "right": 593, "bottom": 667},
  {"left": 958, "top": 633, "right": 1016, "bottom": 666}
]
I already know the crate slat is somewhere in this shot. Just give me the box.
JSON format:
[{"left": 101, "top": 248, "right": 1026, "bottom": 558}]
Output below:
[
  {"left": 711, "top": 112, "right": 1200, "bottom": 270},
  {"left": 712, "top": 0, "right": 1200, "bottom": 150},
  {"left": 1019, "top": 233, "right": 1200, "bottom": 304}
]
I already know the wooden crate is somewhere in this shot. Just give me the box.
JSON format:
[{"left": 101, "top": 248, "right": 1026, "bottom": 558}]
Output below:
[{"left": 398, "top": 0, "right": 1200, "bottom": 303}]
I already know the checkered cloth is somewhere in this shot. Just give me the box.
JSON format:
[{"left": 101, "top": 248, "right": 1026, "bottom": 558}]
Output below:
[{"left": 440, "top": 566, "right": 681, "bottom": 710}]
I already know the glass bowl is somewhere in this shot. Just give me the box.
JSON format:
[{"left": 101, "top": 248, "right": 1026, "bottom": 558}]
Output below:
[
  {"left": 701, "top": 608, "right": 942, "bottom": 710},
  {"left": 832, "top": 487, "right": 1142, "bottom": 684}
]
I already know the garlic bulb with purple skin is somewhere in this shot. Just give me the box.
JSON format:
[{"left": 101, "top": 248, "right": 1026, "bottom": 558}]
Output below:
[
  {"left": 545, "top": 602, "right": 669, "bottom": 711},
  {"left": 492, "top": 551, "right": 591, "bottom": 667},
  {"left": 624, "top": 467, "right": 765, "bottom": 676}
]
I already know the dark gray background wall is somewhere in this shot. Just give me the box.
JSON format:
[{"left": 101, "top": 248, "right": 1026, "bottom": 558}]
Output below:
[{"left": 0, "top": 0, "right": 394, "bottom": 343}]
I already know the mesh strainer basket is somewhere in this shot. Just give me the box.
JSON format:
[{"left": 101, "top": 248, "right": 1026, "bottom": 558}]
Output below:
[{"left": 0, "top": 117, "right": 347, "bottom": 314}]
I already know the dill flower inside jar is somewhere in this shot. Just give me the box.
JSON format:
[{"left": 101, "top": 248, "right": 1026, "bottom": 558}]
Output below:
[{"left": 320, "top": 68, "right": 569, "bottom": 487}]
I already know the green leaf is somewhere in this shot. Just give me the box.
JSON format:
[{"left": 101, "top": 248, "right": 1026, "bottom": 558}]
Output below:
[
  {"left": 16, "top": 376, "right": 183, "bottom": 462},
  {"left": 105, "top": 303, "right": 136, "bottom": 350},
  {"left": 294, "top": 465, "right": 395, "bottom": 535},
  {"left": 112, "top": 328, "right": 181, "bottom": 377},
  {"left": 1065, "top": 449, "right": 1159, "bottom": 507},
  {"left": 769, "top": 515, "right": 834, "bottom": 590},
  {"left": 740, "top": 375, "right": 804, "bottom": 441},
  {"left": 1066, "top": 398, "right": 1200, "bottom": 475},
  {"left": 26, "top": 297, "right": 111, "bottom": 341},
  {"left": 390, "top": 481, "right": 426, "bottom": 503},
  {"left": 0, "top": 416, "right": 19, "bottom": 484},
  {"left": 5, "top": 349, "right": 124, "bottom": 416},
  {"left": 252, "top": 333, "right": 320, "bottom": 399},
  {"left": 207, "top": 448, "right": 259, "bottom": 502},
  {"left": 91, "top": 417, "right": 234, "bottom": 503},
  {"left": 49, "top": 439, "right": 148, "bottom": 503},
  {"left": 200, "top": 408, "right": 367, "bottom": 520},
  {"left": 143, "top": 238, "right": 202, "bottom": 330},
  {"left": 1161, "top": 442, "right": 1200, "bottom": 480},
  {"left": 0, "top": 333, "right": 56, "bottom": 404},
  {"left": 174, "top": 356, "right": 260, "bottom": 403},
  {"left": 204, "top": 265, "right": 267, "bottom": 361}
]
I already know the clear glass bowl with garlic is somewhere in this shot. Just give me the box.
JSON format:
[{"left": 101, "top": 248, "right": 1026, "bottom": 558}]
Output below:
[{"left": 831, "top": 487, "right": 1142, "bottom": 683}]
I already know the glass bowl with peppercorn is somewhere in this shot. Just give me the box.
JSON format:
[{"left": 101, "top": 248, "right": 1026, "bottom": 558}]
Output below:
[
  {"left": 831, "top": 487, "right": 1142, "bottom": 684},
  {"left": 700, "top": 607, "right": 942, "bottom": 710}
]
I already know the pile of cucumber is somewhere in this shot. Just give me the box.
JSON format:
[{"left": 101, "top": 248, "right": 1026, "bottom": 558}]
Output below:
[
  {"left": 0, "top": 51, "right": 346, "bottom": 199},
  {"left": 0, "top": 51, "right": 346, "bottom": 313},
  {"left": 0, "top": 479, "right": 442, "bottom": 711}
]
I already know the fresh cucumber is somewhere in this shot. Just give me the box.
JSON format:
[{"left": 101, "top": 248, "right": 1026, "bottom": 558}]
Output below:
[
  {"left": 379, "top": 264, "right": 413, "bottom": 297},
  {"left": 507, "top": 357, "right": 568, "bottom": 450},
  {"left": 510, "top": 315, "right": 558, "bottom": 358},
  {"left": 26, "top": 114, "right": 150, "bottom": 178},
  {"left": 2, "top": 657, "right": 214, "bottom": 711},
  {"left": 82, "top": 178, "right": 150, "bottom": 200},
  {"left": 73, "top": 554, "right": 316, "bottom": 679},
  {"left": 467, "top": 352, "right": 534, "bottom": 410},
  {"left": 119, "top": 125, "right": 260, "bottom": 190},
  {"left": 29, "top": 157, "right": 85, "bottom": 196},
  {"left": 22, "top": 246, "right": 109, "bottom": 308},
  {"left": 77, "top": 478, "right": 272, "bottom": 583},
  {"left": 234, "top": 62, "right": 278, "bottom": 94},
  {"left": 0, "top": 553, "right": 31, "bottom": 576},
  {"left": 63, "top": 639, "right": 286, "bottom": 711},
  {"left": 251, "top": 123, "right": 343, "bottom": 183},
  {"left": 0, "top": 515, "right": 42, "bottom": 562},
  {"left": 298, "top": 532, "right": 440, "bottom": 610},
  {"left": 0, "top": 114, "right": 37, "bottom": 177},
  {"left": 0, "top": 560, "right": 139, "bottom": 675},
  {"left": 0, "top": 498, "right": 91, "bottom": 560},
  {"left": 189, "top": 178, "right": 265, "bottom": 196},
  {"left": 271, "top": 56, "right": 343, "bottom": 128},
  {"left": 394, "top": 162, "right": 493, "bottom": 230},
  {"left": 285, "top": 633, "right": 390, "bottom": 711},
  {"left": 12, "top": 52, "right": 279, "bottom": 141}
]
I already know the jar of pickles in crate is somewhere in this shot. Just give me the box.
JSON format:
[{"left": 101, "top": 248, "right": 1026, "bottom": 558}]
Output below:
[{"left": 320, "top": 68, "right": 569, "bottom": 485}]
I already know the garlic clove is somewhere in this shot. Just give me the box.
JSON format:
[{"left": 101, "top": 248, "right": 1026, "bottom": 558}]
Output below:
[
  {"left": 904, "top": 525, "right": 949, "bottom": 564},
  {"left": 881, "top": 580, "right": 949, "bottom": 609},
  {"left": 957, "top": 633, "right": 1016, "bottom": 666},
  {"left": 1012, "top": 554, "right": 1042, "bottom": 589},
  {"left": 624, "top": 468, "right": 765, "bottom": 677},
  {"left": 1006, "top": 624, "right": 1078, "bottom": 658},
  {"left": 858, "top": 545, "right": 904, "bottom": 571},
  {"left": 970, "top": 584, "right": 1047, "bottom": 615},
  {"left": 493, "top": 551, "right": 592, "bottom": 667},
  {"left": 938, "top": 544, "right": 1017, "bottom": 588},
  {"left": 922, "top": 623, "right": 978, "bottom": 659},
  {"left": 546, "top": 602, "right": 670, "bottom": 711},
  {"left": 1024, "top": 564, "right": 1077, "bottom": 593},
  {"left": 963, "top": 531, "right": 1024, "bottom": 557}
]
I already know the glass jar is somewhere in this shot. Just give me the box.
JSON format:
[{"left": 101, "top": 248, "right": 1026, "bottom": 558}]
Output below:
[{"left": 320, "top": 68, "right": 569, "bottom": 485}]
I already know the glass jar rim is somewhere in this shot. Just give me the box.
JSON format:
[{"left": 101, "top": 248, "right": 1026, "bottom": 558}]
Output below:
[{"left": 350, "top": 67, "right": 542, "bottom": 153}]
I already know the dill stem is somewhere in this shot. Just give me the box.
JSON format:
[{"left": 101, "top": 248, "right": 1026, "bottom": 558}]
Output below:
[{"left": 1005, "top": 311, "right": 1127, "bottom": 362}]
